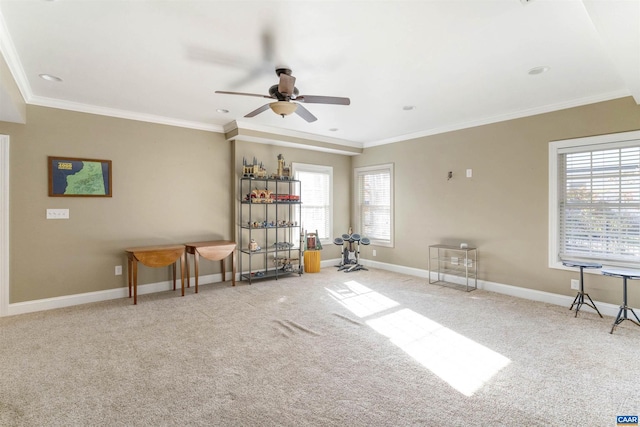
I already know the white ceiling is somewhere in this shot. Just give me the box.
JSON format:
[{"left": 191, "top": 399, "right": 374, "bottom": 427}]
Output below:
[{"left": 0, "top": 0, "right": 638, "bottom": 148}]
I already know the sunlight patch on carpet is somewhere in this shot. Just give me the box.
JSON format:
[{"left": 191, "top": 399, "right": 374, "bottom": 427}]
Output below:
[
  {"left": 328, "top": 280, "right": 511, "bottom": 397},
  {"left": 367, "top": 308, "right": 511, "bottom": 396},
  {"left": 325, "top": 280, "right": 399, "bottom": 317}
]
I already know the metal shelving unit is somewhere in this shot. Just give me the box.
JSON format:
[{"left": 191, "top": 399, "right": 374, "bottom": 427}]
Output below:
[
  {"left": 428, "top": 244, "right": 478, "bottom": 291},
  {"left": 239, "top": 177, "right": 303, "bottom": 283}
]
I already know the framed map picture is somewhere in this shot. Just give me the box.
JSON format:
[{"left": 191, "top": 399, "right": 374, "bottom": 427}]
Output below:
[{"left": 48, "top": 156, "right": 112, "bottom": 197}]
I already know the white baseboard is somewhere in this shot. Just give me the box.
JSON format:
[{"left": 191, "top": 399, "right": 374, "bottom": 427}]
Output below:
[
  {"left": 360, "top": 258, "right": 622, "bottom": 318},
  {"left": 5, "top": 260, "right": 625, "bottom": 319},
  {"left": 7, "top": 273, "right": 222, "bottom": 316}
]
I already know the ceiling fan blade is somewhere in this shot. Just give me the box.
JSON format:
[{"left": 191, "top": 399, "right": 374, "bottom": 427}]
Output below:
[
  {"left": 296, "top": 95, "right": 350, "bottom": 105},
  {"left": 186, "top": 45, "right": 255, "bottom": 69},
  {"left": 215, "top": 91, "right": 273, "bottom": 99},
  {"left": 226, "top": 64, "right": 273, "bottom": 89},
  {"left": 278, "top": 73, "right": 296, "bottom": 96},
  {"left": 294, "top": 103, "right": 318, "bottom": 123},
  {"left": 245, "top": 103, "right": 271, "bottom": 118}
]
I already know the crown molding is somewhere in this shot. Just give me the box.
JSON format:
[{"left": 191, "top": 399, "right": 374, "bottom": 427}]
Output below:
[
  {"left": 225, "top": 120, "right": 362, "bottom": 156},
  {"left": 365, "top": 90, "right": 631, "bottom": 148},
  {"left": 226, "top": 120, "right": 363, "bottom": 149},
  {"left": 28, "top": 95, "right": 225, "bottom": 132}
]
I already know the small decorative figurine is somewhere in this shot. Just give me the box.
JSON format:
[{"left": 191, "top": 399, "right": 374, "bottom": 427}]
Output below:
[
  {"left": 246, "top": 188, "right": 274, "bottom": 203},
  {"left": 270, "top": 154, "right": 292, "bottom": 180},
  {"left": 242, "top": 157, "right": 267, "bottom": 179},
  {"left": 305, "top": 230, "right": 323, "bottom": 250}
]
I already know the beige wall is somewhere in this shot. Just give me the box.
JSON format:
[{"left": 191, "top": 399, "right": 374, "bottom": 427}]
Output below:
[
  {"left": 353, "top": 97, "right": 640, "bottom": 306},
  {"left": 2, "top": 106, "right": 231, "bottom": 303},
  {"left": 3, "top": 96, "right": 640, "bottom": 308}
]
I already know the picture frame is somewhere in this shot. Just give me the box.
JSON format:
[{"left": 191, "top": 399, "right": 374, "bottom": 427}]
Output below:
[{"left": 48, "top": 156, "right": 112, "bottom": 197}]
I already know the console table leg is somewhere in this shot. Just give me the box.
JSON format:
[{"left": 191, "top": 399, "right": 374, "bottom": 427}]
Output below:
[
  {"left": 185, "top": 253, "right": 190, "bottom": 289},
  {"left": 133, "top": 260, "right": 138, "bottom": 305},
  {"left": 194, "top": 252, "right": 199, "bottom": 294},
  {"left": 172, "top": 262, "right": 176, "bottom": 291},
  {"left": 127, "top": 257, "right": 132, "bottom": 298},
  {"left": 180, "top": 252, "right": 185, "bottom": 297},
  {"left": 232, "top": 251, "right": 236, "bottom": 286}
]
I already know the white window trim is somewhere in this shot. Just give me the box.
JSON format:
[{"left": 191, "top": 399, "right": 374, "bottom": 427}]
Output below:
[
  {"left": 292, "top": 162, "right": 333, "bottom": 244},
  {"left": 354, "top": 163, "right": 394, "bottom": 248},
  {"left": 549, "top": 129, "right": 640, "bottom": 271}
]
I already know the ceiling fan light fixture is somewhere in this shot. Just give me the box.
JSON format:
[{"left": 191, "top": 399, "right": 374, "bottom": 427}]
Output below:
[{"left": 270, "top": 101, "right": 298, "bottom": 117}]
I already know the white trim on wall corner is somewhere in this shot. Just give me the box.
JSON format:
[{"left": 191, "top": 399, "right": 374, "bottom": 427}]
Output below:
[{"left": 0, "top": 135, "right": 9, "bottom": 317}]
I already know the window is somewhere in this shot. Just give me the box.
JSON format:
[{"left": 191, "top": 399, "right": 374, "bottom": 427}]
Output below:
[
  {"left": 355, "top": 163, "right": 394, "bottom": 247},
  {"left": 292, "top": 163, "right": 332, "bottom": 242},
  {"left": 549, "top": 130, "right": 640, "bottom": 268}
]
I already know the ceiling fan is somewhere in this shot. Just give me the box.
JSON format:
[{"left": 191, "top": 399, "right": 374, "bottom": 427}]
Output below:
[{"left": 215, "top": 68, "right": 350, "bottom": 123}]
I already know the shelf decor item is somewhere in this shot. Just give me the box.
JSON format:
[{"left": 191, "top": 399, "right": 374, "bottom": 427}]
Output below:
[
  {"left": 248, "top": 239, "right": 260, "bottom": 251},
  {"left": 48, "top": 156, "right": 112, "bottom": 197},
  {"left": 305, "top": 230, "right": 322, "bottom": 251}
]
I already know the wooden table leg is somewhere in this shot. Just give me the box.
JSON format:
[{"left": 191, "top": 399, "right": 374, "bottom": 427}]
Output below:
[
  {"left": 220, "top": 258, "right": 226, "bottom": 283},
  {"left": 180, "top": 252, "right": 186, "bottom": 297},
  {"left": 194, "top": 251, "right": 199, "bottom": 294},
  {"left": 133, "top": 260, "right": 138, "bottom": 305},
  {"left": 127, "top": 256, "right": 133, "bottom": 298},
  {"left": 231, "top": 250, "right": 236, "bottom": 286},
  {"left": 172, "top": 262, "right": 177, "bottom": 291},
  {"left": 185, "top": 252, "right": 191, "bottom": 289}
]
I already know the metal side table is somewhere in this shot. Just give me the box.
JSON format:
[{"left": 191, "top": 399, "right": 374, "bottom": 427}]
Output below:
[
  {"left": 562, "top": 260, "right": 602, "bottom": 318},
  {"left": 601, "top": 268, "right": 640, "bottom": 334}
]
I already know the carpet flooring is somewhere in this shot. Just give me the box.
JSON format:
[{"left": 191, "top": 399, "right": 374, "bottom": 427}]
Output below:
[{"left": 1, "top": 267, "right": 639, "bottom": 426}]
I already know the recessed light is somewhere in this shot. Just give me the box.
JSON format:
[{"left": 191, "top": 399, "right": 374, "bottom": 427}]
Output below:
[
  {"left": 216, "top": 109, "right": 229, "bottom": 114},
  {"left": 39, "top": 73, "right": 62, "bottom": 82},
  {"left": 328, "top": 128, "right": 339, "bottom": 132},
  {"left": 528, "top": 66, "right": 549, "bottom": 75},
  {"left": 402, "top": 105, "right": 416, "bottom": 111}
]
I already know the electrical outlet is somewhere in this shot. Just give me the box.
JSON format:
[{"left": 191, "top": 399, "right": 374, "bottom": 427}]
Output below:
[
  {"left": 571, "top": 279, "right": 579, "bottom": 290},
  {"left": 372, "top": 249, "right": 376, "bottom": 257},
  {"left": 46, "top": 208, "right": 69, "bottom": 219},
  {"left": 115, "top": 265, "right": 122, "bottom": 276}
]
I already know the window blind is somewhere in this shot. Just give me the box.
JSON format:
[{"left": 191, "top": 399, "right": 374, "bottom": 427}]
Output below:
[
  {"left": 294, "top": 167, "right": 331, "bottom": 240},
  {"left": 357, "top": 167, "right": 392, "bottom": 243},
  {"left": 558, "top": 145, "right": 640, "bottom": 262}
]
